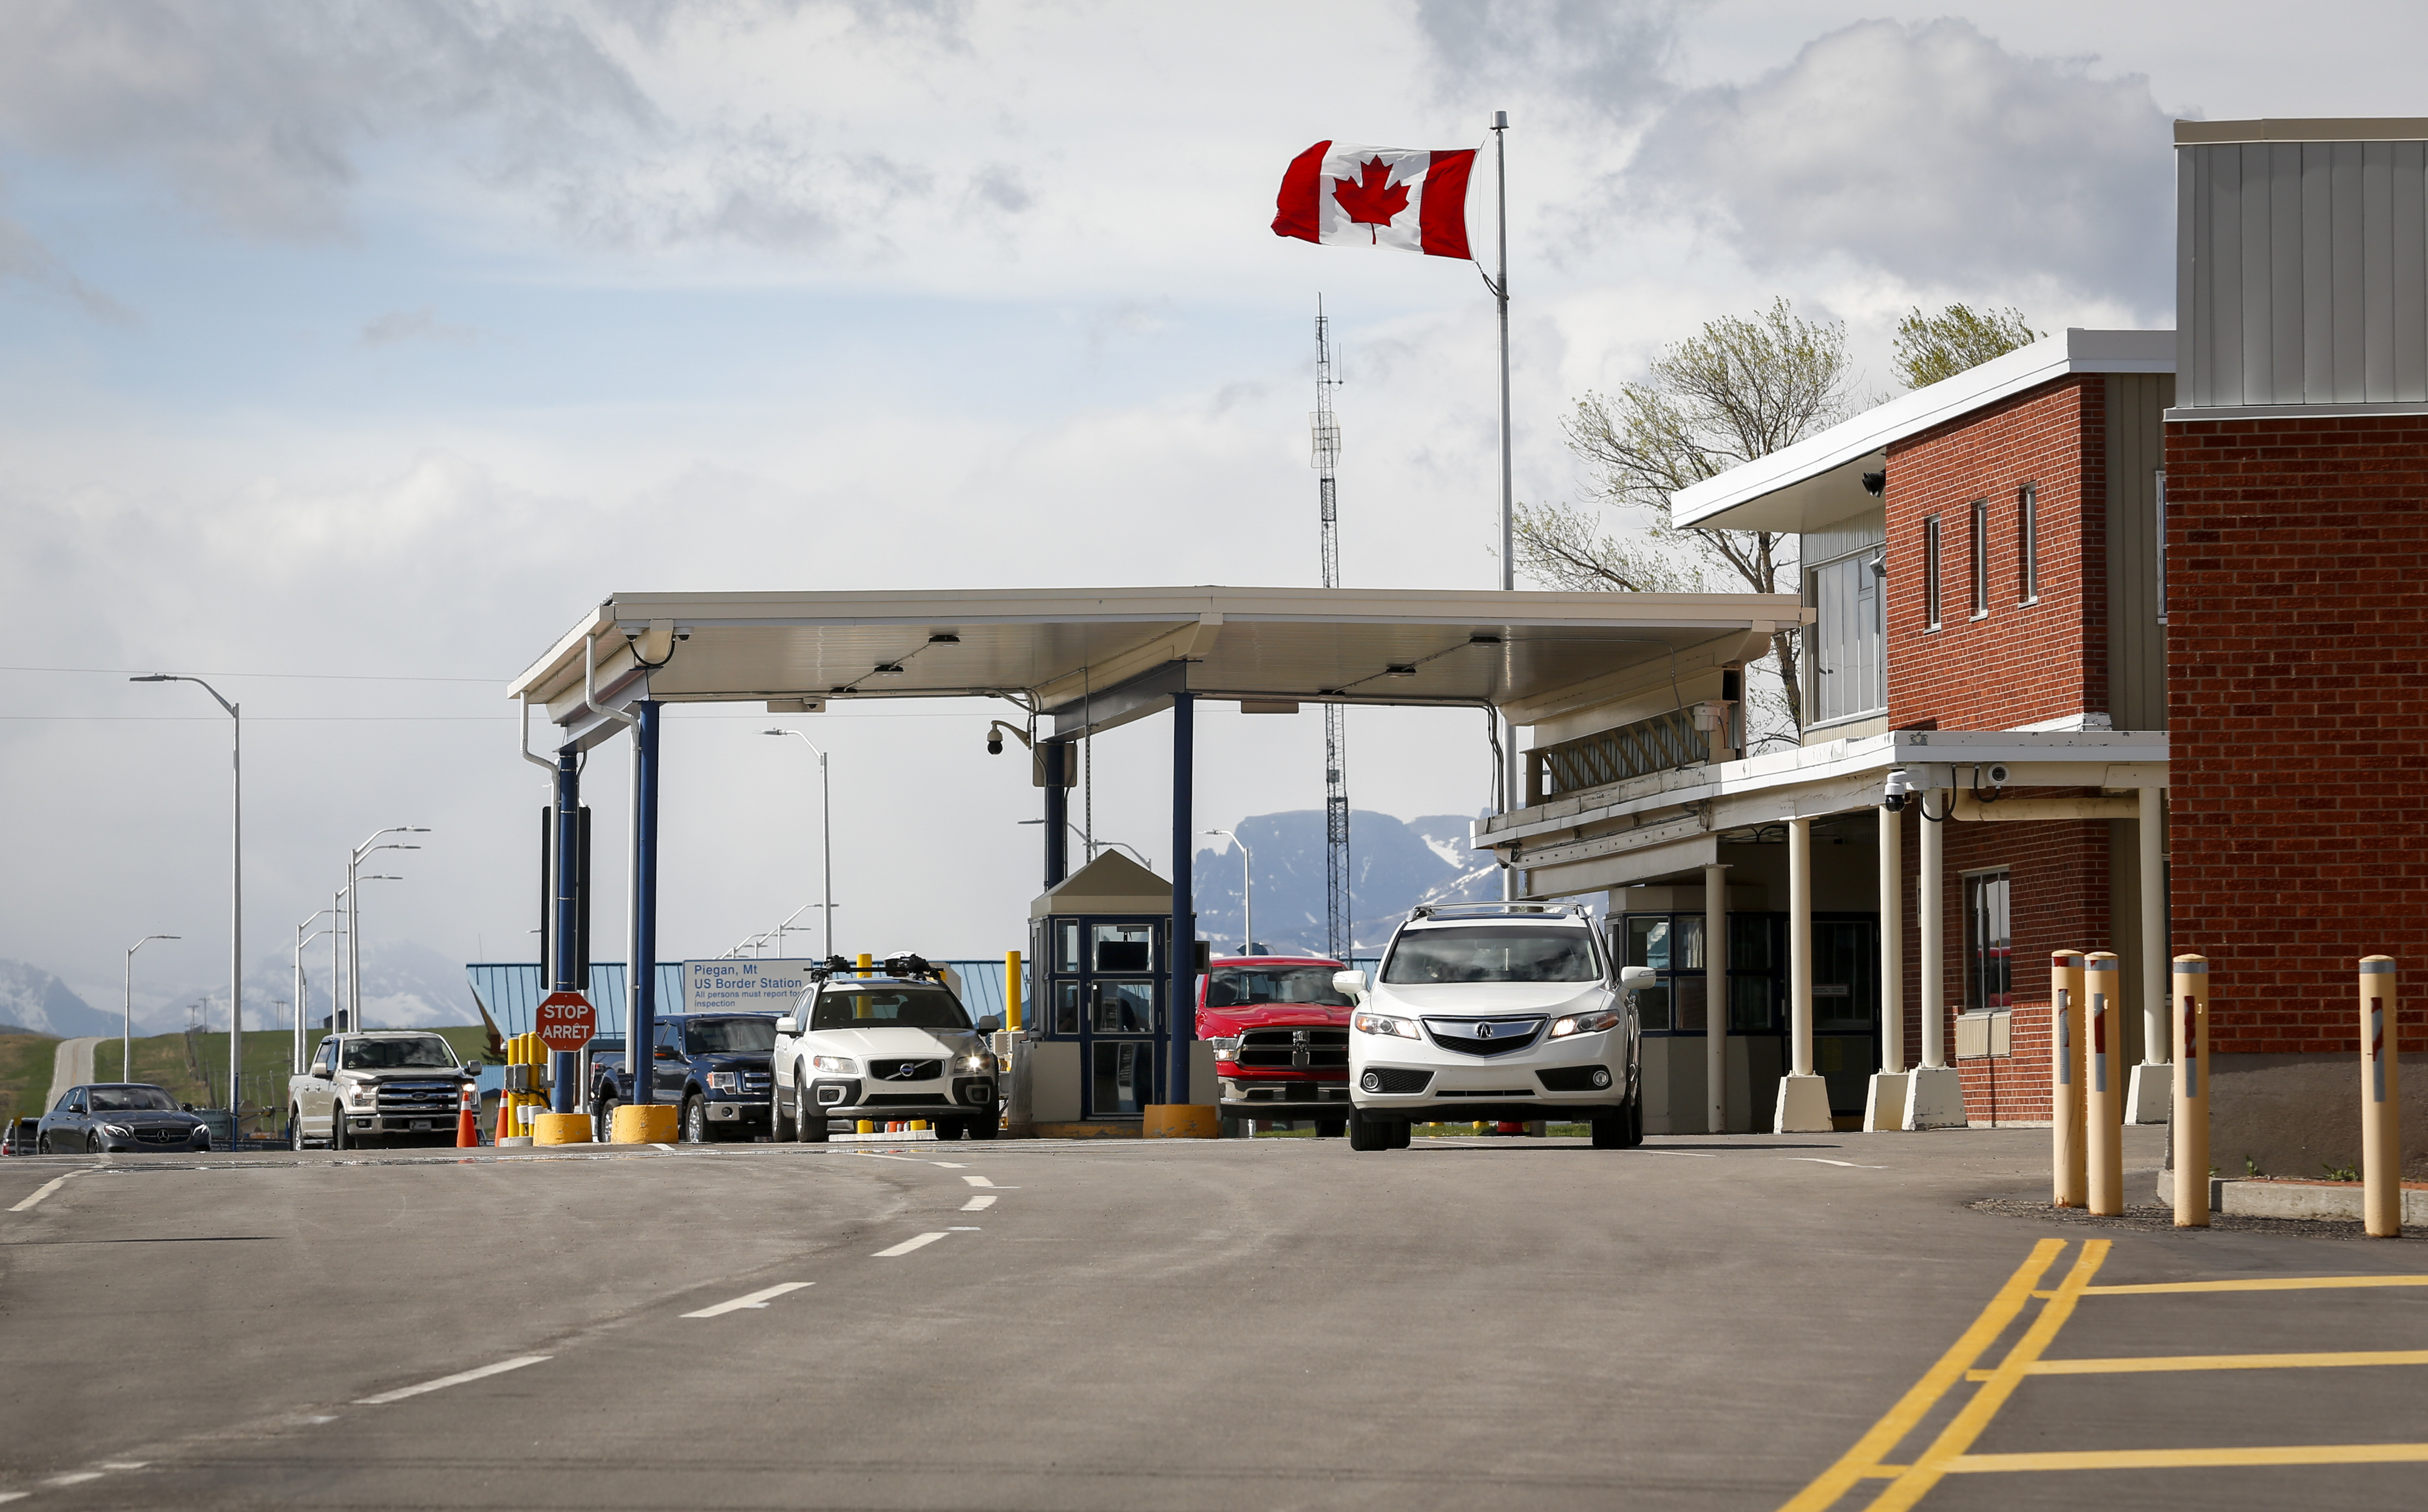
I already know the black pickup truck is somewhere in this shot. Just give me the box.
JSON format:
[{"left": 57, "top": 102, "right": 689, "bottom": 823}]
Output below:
[{"left": 587, "top": 1013, "right": 778, "bottom": 1143}]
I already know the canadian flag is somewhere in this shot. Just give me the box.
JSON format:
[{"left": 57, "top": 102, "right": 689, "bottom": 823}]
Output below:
[{"left": 1271, "top": 141, "right": 1477, "bottom": 260}]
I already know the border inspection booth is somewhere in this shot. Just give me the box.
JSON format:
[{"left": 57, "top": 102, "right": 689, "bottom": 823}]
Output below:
[{"left": 1026, "top": 851, "right": 1220, "bottom": 1127}]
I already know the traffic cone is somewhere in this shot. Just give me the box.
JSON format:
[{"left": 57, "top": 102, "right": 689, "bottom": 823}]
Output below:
[{"left": 456, "top": 1081, "right": 480, "bottom": 1148}]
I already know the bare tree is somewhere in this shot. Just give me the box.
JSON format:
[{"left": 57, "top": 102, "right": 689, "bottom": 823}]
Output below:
[
  {"left": 1518, "top": 297, "right": 1859, "bottom": 734},
  {"left": 1893, "top": 303, "right": 2042, "bottom": 389}
]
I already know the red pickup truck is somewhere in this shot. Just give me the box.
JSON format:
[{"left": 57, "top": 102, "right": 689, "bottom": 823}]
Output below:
[{"left": 1197, "top": 954, "right": 1355, "bottom": 1136}]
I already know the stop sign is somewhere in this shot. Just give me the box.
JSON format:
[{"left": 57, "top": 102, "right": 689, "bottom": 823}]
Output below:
[{"left": 535, "top": 991, "right": 597, "bottom": 1053}]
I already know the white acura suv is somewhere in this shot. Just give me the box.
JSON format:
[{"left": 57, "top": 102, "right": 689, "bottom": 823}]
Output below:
[{"left": 1339, "top": 903, "right": 1651, "bottom": 1150}]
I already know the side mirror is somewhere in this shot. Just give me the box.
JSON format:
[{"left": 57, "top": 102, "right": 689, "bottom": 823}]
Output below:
[
  {"left": 1332, "top": 970, "right": 1368, "bottom": 1000},
  {"left": 775, "top": 1015, "right": 799, "bottom": 1036},
  {"left": 462, "top": 1064, "right": 481, "bottom": 1079},
  {"left": 180, "top": 1103, "right": 195, "bottom": 1113},
  {"left": 975, "top": 1015, "right": 1002, "bottom": 1036},
  {"left": 1619, "top": 966, "right": 1658, "bottom": 992}
]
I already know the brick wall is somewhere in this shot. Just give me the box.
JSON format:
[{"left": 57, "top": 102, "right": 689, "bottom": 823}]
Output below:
[
  {"left": 1893, "top": 804, "right": 2110, "bottom": 1124},
  {"left": 2167, "top": 414, "right": 2428, "bottom": 1056},
  {"left": 1885, "top": 376, "right": 2105, "bottom": 731}
]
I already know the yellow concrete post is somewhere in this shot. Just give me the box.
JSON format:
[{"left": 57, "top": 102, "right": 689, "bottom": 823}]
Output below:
[
  {"left": 856, "top": 952, "right": 872, "bottom": 977},
  {"left": 2172, "top": 954, "right": 2210, "bottom": 1227},
  {"left": 1005, "top": 950, "right": 1023, "bottom": 1032},
  {"left": 2050, "top": 952, "right": 2086, "bottom": 1208},
  {"left": 2360, "top": 956, "right": 2401, "bottom": 1238},
  {"left": 2084, "top": 951, "right": 2124, "bottom": 1215}
]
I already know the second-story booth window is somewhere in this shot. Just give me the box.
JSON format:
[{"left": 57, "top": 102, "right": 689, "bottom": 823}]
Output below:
[{"left": 1805, "top": 515, "right": 1887, "bottom": 727}]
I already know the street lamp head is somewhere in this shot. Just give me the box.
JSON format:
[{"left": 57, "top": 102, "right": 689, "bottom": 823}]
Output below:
[
  {"left": 763, "top": 728, "right": 788, "bottom": 736},
  {"left": 129, "top": 673, "right": 174, "bottom": 683}
]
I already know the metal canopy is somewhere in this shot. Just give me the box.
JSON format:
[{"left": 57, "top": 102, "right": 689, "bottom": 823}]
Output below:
[{"left": 512, "top": 586, "right": 1806, "bottom": 750}]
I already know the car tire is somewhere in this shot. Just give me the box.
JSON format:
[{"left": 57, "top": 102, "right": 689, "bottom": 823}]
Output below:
[
  {"left": 330, "top": 1112, "right": 348, "bottom": 1152},
  {"left": 37, "top": 1133, "right": 51, "bottom": 1154},
  {"left": 1590, "top": 1110, "right": 1630, "bottom": 1148},
  {"left": 290, "top": 1108, "right": 305, "bottom": 1151},
  {"left": 86, "top": 1131, "right": 103, "bottom": 1154},
  {"left": 1315, "top": 1117, "right": 1347, "bottom": 1139},
  {"left": 1624, "top": 1091, "right": 1644, "bottom": 1148},
  {"left": 968, "top": 1105, "right": 1000, "bottom": 1141},
  {"left": 795, "top": 1082, "right": 829, "bottom": 1143},
  {"left": 1388, "top": 1119, "right": 1412, "bottom": 1149},
  {"left": 770, "top": 1086, "right": 794, "bottom": 1144},
  {"left": 682, "top": 1096, "right": 708, "bottom": 1144},
  {"left": 935, "top": 1120, "right": 966, "bottom": 1141},
  {"left": 1347, "top": 1108, "right": 1391, "bottom": 1151}
]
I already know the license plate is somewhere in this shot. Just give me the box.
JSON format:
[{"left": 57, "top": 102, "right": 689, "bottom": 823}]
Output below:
[{"left": 412, "top": 1120, "right": 432, "bottom": 1131}]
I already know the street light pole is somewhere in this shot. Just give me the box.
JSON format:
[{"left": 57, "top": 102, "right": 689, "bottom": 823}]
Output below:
[
  {"left": 294, "top": 912, "right": 334, "bottom": 1076},
  {"left": 132, "top": 673, "right": 242, "bottom": 1116},
  {"left": 123, "top": 935, "right": 179, "bottom": 1083},
  {"left": 1203, "top": 829, "right": 1252, "bottom": 953},
  {"left": 346, "top": 827, "right": 428, "bottom": 1031},
  {"left": 764, "top": 730, "right": 833, "bottom": 958}
]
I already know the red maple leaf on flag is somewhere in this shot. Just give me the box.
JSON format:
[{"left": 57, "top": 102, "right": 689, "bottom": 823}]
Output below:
[{"left": 1331, "top": 157, "right": 1410, "bottom": 240}]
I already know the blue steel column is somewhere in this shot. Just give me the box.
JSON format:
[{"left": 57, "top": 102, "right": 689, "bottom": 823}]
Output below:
[
  {"left": 551, "top": 747, "right": 582, "bottom": 1114},
  {"left": 1168, "top": 691, "right": 1193, "bottom": 1105},
  {"left": 1042, "top": 740, "right": 1069, "bottom": 889},
  {"left": 631, "top": 701, "right": 663, "bottom": 1104}
]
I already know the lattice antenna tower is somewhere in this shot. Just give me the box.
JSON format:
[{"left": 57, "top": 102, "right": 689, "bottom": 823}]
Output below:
[{"left": 1312, "top": 296, "right": 1352, "bottom": 958}]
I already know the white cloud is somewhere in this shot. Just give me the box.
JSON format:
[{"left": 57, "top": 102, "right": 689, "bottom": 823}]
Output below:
[
  {"left": 1625, "top": 18, "right": 2174, "bottom": 311},
  {"left": 359, "top": 307, "right": 479, "bottom": 347}
]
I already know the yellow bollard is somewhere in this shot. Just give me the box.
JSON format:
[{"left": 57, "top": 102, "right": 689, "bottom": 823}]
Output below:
[
  {"left": 2172, "top": 954, "right": 2210, "bottom": 1227},
  {"left": 2085, "top": 952, "right": 2124, "bottom": 1215},
  {"left": 2051, "top": 951, "right": 2087, "bottom": 1208},
  {"left": 856, "top": 1119, "right": 875, "bottom": 1134},
  {"left": 857, "top": 952, "right": 872, "bottom": 978},
  {"left": 2361, "top": 957, "right": 2401, "bottom": 1238},
  {"left": 1005, "top": 950, "right": 1023, "bottom": 1032}
]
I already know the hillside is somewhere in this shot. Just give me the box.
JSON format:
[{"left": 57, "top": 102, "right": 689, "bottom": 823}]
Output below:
[{"left": 1189, "top": 809, "right": 1499, "bottom": 955}]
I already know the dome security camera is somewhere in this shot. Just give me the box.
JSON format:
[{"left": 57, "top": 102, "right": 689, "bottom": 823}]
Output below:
[
  {"left": 986, "top": 732, "right": 1004, "bottom": 756},
  {"left": 1985, "top": 763, "right": 2011, "bottom": 788},
  {"left": 1882, "top": 768, "right": 1914, "bottom": 813}
]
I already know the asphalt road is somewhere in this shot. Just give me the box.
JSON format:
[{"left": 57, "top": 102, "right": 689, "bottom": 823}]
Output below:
[{"left": 2, "top": 1126, "right": 2424, "bottom": 1511}]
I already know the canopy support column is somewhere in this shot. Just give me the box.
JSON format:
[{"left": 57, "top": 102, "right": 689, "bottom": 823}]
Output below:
[
  {"left": 551, "top": 747, "right": 581, "bottom": 1115},
  {"left": 1042, "top": 740, "right": 1070, "bottom": 889},
  {"left": 1168, "top": 691, "right": 1195, "bottom": 1107},
  {"left": 631, "top": 701, "right": 663, "bottom": 1105}
]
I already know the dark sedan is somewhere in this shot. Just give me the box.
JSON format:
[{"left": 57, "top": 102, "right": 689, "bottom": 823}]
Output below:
[{"left": 38, "top": 1084, "right": 211, "bottom": 1154}]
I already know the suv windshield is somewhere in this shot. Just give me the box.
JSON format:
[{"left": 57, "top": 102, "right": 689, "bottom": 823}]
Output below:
[
  {"left": 810, "top": 987, "right": 971, "bottom": 1031},
  {"left": 1205, "top": 965, "right": 1349, "bottom": 1008},
  {"left": 87, "top": 1085, "right": 177, "bottom": 1112},
  {"left": 1380, "top": 926, "right": 1603, "bottom": 985},
  {"left": 683, "top": 1017, "right": 777, "bottom": 1054},
  {"left": 341, "top": 1037, "right": 461, "bottom": 1071}
]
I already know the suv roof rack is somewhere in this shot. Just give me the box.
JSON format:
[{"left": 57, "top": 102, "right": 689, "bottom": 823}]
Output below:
[
  {"left": 807, "top": 952, "right": 951, "bottom": 985},
  {"left": 1406, "top": 901, "right": 1593, "bottom": 921}
]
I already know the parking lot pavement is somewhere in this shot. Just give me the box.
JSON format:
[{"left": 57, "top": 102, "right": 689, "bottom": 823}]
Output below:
[{"left": 1, "top": 1127, "right": 2421, "bottom": 1511}]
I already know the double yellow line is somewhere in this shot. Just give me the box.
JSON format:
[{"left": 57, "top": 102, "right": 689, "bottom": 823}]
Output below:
[{"left": 1782, "top": 1240, "right": 2428, "bottom": 1510}]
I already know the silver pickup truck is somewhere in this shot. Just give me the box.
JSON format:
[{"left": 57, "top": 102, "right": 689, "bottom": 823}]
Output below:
[{"left": 288, "top": 1031, "right": 480, "bottom": 1150}]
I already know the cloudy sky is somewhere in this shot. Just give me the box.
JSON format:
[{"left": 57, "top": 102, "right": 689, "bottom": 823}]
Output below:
[{"left": 2, "top": 0, "right": 2417, "bottom": 1025}]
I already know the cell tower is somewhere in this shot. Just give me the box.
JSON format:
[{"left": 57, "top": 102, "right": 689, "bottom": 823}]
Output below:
[{"left": 1313, "top": 297, "right": 1352, "bottom": 959}]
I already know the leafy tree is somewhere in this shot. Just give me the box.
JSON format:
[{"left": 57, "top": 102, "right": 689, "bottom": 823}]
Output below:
[
  {"left": 1893, "top": 303, "right": 2043, "bottom": 389},
  {"left": 1516, "top": 297, "right": 1859, "bottom": 736}
]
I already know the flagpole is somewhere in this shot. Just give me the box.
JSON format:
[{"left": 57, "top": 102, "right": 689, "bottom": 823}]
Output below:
[{"left": 1492, "top": 109, "right": 1518, "bottom": 901}]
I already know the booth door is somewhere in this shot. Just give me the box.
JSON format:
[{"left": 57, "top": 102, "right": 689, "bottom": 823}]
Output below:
[
  {"left": 1812, "top": 918, "right": 1880, "bottom": 1117},
  {"left": 1066, "top": 917, "right": 1164, "bottom": 1120}
]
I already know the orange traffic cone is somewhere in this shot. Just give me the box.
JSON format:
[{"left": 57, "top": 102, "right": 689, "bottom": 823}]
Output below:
[{"left": 457, "top": 1082, "right": 481, "bottom": 1148}]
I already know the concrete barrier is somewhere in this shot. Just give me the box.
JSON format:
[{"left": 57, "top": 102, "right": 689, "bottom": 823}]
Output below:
[
  {"left": 609, "top": 1103, "right": 679, "bottom": 1144},
  {"left": 2155, "top": 1171, "right": 2427, "bottom": 1226}
]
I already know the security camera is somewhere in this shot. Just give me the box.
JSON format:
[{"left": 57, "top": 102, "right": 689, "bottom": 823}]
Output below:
[
  {"left": 1862, "top": 470, "right": 1886, "bottom": 497},
  {"left": 986, "top": 733, "right": 1004, "bottom": 756},
  {"left": 1985, "top": 764, "right": 2011, "bottom": 788},
  {"left": 1882, "top": 768, "right": 1914, "bottom": 812}
]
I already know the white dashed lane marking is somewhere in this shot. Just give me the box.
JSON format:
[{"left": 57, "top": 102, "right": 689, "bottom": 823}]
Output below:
[
  {"left": 961, "top": 1195, "right": 996, "bottom": 1211},
  {"left": 8, "top": 1173, "right": 83, "bottom": 1212},
  {"left": 874, "top": 1232, "right": 948, "bottom": 1257},
  {"left": 683, "top": 1282, "right": 813, "bottom": 1318},
  {"left": 354, "top": 1355, "right": 552, "bottom": 1405},
  {"left": 1785, "top": 1158, "right": 1887, "bottom": 1169},
  {"left": 959, "top": 1175, "right": 1017, "bottom": 1188}
]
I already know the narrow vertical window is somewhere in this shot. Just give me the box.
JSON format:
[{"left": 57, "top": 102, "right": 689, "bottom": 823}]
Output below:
[
  {"left": 1924, "top": 515, "right": 1942, "bottom": 631},
  {"left": 1969, "top": 498, "right": 1988, "bottom": 619},
  {"left": 1963, "top": 871, "right": 2012, "bottom": 1012},
  {"left": 2154, "top": 469, "right": 2168, "bottom": 625},
  {"left": 2016, "top": 483, "right": 2039, "bottom": 603}
]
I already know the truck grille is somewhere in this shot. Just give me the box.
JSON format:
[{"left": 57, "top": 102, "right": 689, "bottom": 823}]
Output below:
[
  {"left": 1234, "top": 1028, "right": 1348, "bottom": 1070},
  {"left": 373, "top": 1080, "right": 463, "bottom": 1113},
  {"left": 867, "top": 1059, "right": 943, "bottom": 1083}
]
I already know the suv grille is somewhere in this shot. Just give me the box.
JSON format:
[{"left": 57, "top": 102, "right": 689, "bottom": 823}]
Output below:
[
  {"left": 1420, "top": 1017, "right": 1547, "bottom": 1058},
  {"left": 867, "top": 1059, "right": 942, "bottom": 1083},
  {"left": 1233, "top": 1028, "right": 1349, "bottom": 1070},
  {"left": 1362, "top": 1068, "right": 1433, "bottom": 1095},
  {"left": 863, "top": 1093, "right": 951, "bottom": 1107}
]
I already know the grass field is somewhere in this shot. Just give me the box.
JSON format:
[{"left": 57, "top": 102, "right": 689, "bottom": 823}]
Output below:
[{"left": 0, "top": 1034, "right": 64, "bottom": 1128}]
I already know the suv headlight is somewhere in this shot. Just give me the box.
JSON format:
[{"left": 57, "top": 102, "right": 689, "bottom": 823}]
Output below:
[
  {"left": 1352, "top": 1011, "right": 1417, "bottom": 1039},
  {"left": 960, "top": 1052, "right": 995, "bottom": 1074},
  {"left": 1550, "top": 1008, "right": 1624, "bottom": 1039},
  {"left": 707, "top": 1071, "right": 741, "bottom": 1093},
  {"left": 811, "top": 1055, "right": 858, "bottom": 1074}
]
